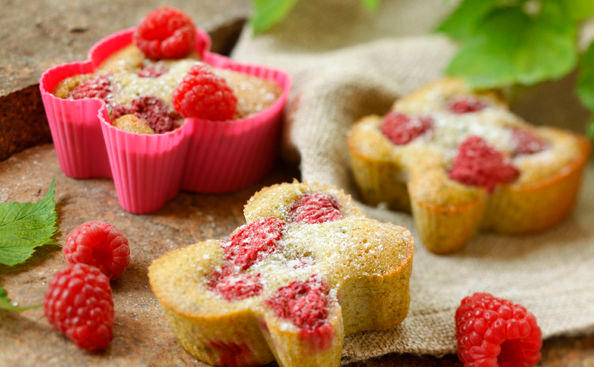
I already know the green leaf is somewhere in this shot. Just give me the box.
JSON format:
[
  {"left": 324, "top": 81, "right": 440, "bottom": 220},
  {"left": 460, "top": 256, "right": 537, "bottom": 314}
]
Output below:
[
  {"left": 567, "top": 0, "right": 594, "bottom": 21},
  {"left": 577, "top": 41, "right": 594, "bottom": 137},
  {"left": 446, "top": 0, "right": 578, "bottom": 88},
  {"left": 0, "top": 179, "right": 58, "bottom": 266},
  {"left": 0, "top": 284, "right": 40, "bottom": 311},
  {"left": 361, "top": 0, "right": 380, "bottom": 12},
  {"left": 250, "top": 0, "right": 299, "bottom": 33},
  {"left": 436, "top": 0, "right": 498, "bottom": 40}
]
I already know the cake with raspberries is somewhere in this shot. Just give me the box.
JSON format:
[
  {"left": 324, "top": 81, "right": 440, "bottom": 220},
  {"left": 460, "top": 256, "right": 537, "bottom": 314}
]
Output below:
[
  {"left": 348, "top": 78, "right": 591, "bottom": 254},
  {"left": 52, "top": 7, "right": 282, "bottom": 134},
  {"left": 149, "top": 181, "right": 414, "bottom": 367}
]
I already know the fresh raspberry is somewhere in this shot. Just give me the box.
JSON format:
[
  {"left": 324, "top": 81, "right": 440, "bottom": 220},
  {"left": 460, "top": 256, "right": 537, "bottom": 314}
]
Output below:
[
  {"left": 512, "top": 128, "right": 547, "bottom": 156},
  {"left": 380, "top": 111, "right": 433, "bottom": 145},
  {"left": 450, "top": 97, "right": 486, "bottom": 114},
  {"left": 134, "top": 7, "right": 196, "bottom": 60},
  {"left": 266, "top": 276, "right": 329, "bottom": 333},
  {"left": 137, "top": 64, "right": 169, "bottom": 78},
  {"left": 455, "top": 293, "right": 542, "bottom": 367},
  {"left": 44, "top": 264, "right": 114, "bottom": 352},
  {"left": 223, "top": 217, "right": 286, "bottom": 271},
  {"left": 64, "top": 221, "right": 130, "bottom": 280},
  {"left": 172, "top": 64, "right": 237, "bottom": 120},
  {"left": 112, "top": 96, "right": 179, "bottom": 134},
  {"left": 449, "top": 136, "right": 519, "bottom": 192},
  {"left": 70, "top": 75, "right": 112, "bottom": 102},
  {"left": 290, "top": 193, "right": 344, "bottom": 224},
  {"left": 208, "top": 267, "right": 263, "bottom": 301}
]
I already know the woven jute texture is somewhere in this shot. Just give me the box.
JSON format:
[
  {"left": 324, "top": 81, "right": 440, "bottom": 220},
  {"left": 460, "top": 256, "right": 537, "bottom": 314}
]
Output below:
[{"left": 232, "top": 0, "right": 594, "bottom": 362}]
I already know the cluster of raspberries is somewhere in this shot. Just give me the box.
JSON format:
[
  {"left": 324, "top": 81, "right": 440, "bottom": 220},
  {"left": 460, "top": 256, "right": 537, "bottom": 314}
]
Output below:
[{"left": 44, "top": 221, "right": 130, "bottom": 352}]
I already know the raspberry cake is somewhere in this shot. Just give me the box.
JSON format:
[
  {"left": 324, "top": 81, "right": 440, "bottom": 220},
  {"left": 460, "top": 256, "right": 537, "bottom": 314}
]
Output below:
[
  {"left": 348, "top": 78, "right": 590, "bottom": 254},
  {"left": 149, "top": 182, "right": 414, "bottom": 367},
  {"left": 53, "top": 44, "right": 281, "bottom": 134}
]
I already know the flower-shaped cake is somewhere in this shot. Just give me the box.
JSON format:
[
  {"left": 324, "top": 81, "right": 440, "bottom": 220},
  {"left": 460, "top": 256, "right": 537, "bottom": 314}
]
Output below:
[
  {"left": 149, "top": 182, "right": 414, "bottom": 367},
  {"left": 348, "top": 78, "right": 590, "bottom": 254},
  {"left": 39, "top": 8, "right": 291, "bottom": 214}
]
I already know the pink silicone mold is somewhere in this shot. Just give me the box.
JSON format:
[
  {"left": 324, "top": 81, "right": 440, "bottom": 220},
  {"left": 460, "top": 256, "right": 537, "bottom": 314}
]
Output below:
[{"left": 40, "top": 28, "right": 291, "bottom": 214}]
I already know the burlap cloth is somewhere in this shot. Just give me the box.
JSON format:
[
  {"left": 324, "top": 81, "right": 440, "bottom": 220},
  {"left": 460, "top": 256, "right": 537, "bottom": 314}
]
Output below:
[{"left": 231, "top": 0, "right": 594, "bottom": 363}]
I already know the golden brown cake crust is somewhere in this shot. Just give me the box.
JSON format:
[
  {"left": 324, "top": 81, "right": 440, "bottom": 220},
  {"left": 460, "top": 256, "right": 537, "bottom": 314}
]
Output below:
[
  {"left": 348, "top": 78, "right": 591, "bottom": 254},
  {"left": 149, "top": 181, "right": 413, "bottom": 367}
]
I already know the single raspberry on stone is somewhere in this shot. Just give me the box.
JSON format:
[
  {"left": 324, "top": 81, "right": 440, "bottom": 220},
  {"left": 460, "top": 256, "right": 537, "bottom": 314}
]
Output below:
[
  {"left": 111, "top": 96, "right": 179, "bottom": 134},
  {"left": 134, "top": 7, "right": 196, "bottom": 60},
  {"left": 70, "top": 75, "right": 112, "bottom": 102},
  {"left": 449, "top": 135, "right": 519, "bottom": 192},
  {"left": 266, "top": 276, "right": 329, "bottom": 332},
  {"left": 290, "top": 193, "right": 344, "bottom": 224},
  {"left": 455, "top": 292, "right": 542, "bottom": 367},
  {"left": 137, "top": 64, "right": 169, "bottom": 78},
  {"left": 64, "top": 221, "right": 130, "bottom": 280},
  {"left": 44, "top": 263, "right": 114, "bottom": 352},
  {"left": 512, "top": 128, "right": 547, "bottom": 156},
  {"left": 172, "top": 64, "right": 237, "bottom": 120},
  {"left": 208, "top": 267, "right": 263, "bottom": 301},
  {"left": 223, "top": 217, "right": 286, "bottom": 271},
  {"left": 380, "top": 111, "right": 433, "bottom": 145},
  {"left": 450, "top": 97, "right": 486, "bottom": 114}
]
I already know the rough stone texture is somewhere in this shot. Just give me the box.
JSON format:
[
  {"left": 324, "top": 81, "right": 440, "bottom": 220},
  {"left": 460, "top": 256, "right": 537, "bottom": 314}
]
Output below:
[
  {"left": 0, "top": 0, "right": 248, "bottom": 162},
  {"left": 1, "top": 145, "right": 594, "bottom": 367}
]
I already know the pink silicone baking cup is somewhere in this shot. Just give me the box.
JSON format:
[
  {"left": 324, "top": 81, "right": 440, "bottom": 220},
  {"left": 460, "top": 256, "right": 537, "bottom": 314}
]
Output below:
[{"left": 40, "top": 28, "right": 291, "bottom": 214}]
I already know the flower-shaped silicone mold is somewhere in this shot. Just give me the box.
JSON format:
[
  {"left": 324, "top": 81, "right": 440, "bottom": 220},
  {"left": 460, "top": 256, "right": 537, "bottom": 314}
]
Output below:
[
  {"left": 40, "top": 28, "right": 291, "bottom": 214},
  {"left": 348, "top": 78, "right": 591, "bottom": 254},
  {"left": 149, "top": 182, "right": 414, "bottom": 367}
]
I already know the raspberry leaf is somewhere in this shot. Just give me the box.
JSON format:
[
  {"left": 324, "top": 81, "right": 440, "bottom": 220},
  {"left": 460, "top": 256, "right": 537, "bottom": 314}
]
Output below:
[
  {"left": 0, "top": 284, "right": 40, "bottom": 311},
  {"left": 435, "top": 0, "right": 498, "bottom": 40},
  {"left": 446, "top": 0, "right": 577, "bottom": 88},
  {"left": 251, "top": 0, "right": 299, "bottom": 33},
  {"left": 0, "top": 179, "right": 58, "bottom": 266},
  {"left": 361, "top": 0, "right": 380, "bottom": 12},
  {"left": 577, "top": 41, "right": 594, "bottom": 138},
  {"left": 567, "top": 0, "right": 594, "bottom": 21}
]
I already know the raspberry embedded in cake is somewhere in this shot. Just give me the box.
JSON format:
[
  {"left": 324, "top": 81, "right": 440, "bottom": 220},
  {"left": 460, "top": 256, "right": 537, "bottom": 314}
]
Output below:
[
  {"left": 449, "top": 135, "right": 520, "bottom": 192},
  {"left": 380, "top": 111, "right": 433, "bottom": 145},
  {"left": 512, "top": 128, "right": 547, "bottom": 155},
  {"left": 223, "top": 217, "right": 286, "bottom": 271},
  {"left": 70, "top": 75, "right": 113, "bottom": 102},
  {"left": 137, "top": 64, "right": 169, "bottom": 78},
  {"left": 449, "top": 97, "right": 486, "bottom": 114},
  {"left": 209, "top": 341, "right": 254, "bottom": 367},
  {"left": 290, "top": 193, "right": 344, "bottom": 224},
  {"left": 266, "top": 275, "right": 331, "bottom": 335},
  {"left": 208, "top": 268, "right": 263, "bottom": 301}
]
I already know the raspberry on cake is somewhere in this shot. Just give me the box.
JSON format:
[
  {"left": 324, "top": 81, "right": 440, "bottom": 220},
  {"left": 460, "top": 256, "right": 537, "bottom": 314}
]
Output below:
[
  {"left": 51, "top": 7, "right": 283, "bottom": 134},
  {"left": 149, "top": 182, "right": 414, "bottom": 367},
  {"left": 348, "top": 78, "right": 591, "bottom": 254}
]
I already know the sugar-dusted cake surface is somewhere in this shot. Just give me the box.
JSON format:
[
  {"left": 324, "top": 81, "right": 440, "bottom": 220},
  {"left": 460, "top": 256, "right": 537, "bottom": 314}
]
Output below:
[
  {"left": 348, "top": 78, "right": 591, "bottom": 253},
  {"left": 53, "top": 45, "right": 282, "bottom": 134},
  {"left": 149, "top": 181, "right": 414, "bottom": 367}
]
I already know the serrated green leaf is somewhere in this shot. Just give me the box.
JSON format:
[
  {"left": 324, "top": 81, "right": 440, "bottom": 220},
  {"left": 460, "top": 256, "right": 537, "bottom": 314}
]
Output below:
[
  {"left": 446, "top": 0, "right": 578, "bottom": 88},
  {"left": 250, "top": 0, "right": 299, "bottom": 33},
  {"left": 577, "top": 41, "right": 594, "bottom": 137},
  {"left": 567, "top": 0, "right": 594, "bottom": 21},
  {"left": 0, "top": 284, "right": 40, "bottom": 312},
  {"left": 436, "top": 0, "right": 498, "bottom": 40},
  {"left": 0, "top": 179, "right": 58, "bottom": 266},
  {"left": 361, "top": 0, "right": 380, "bottom": 12}
]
